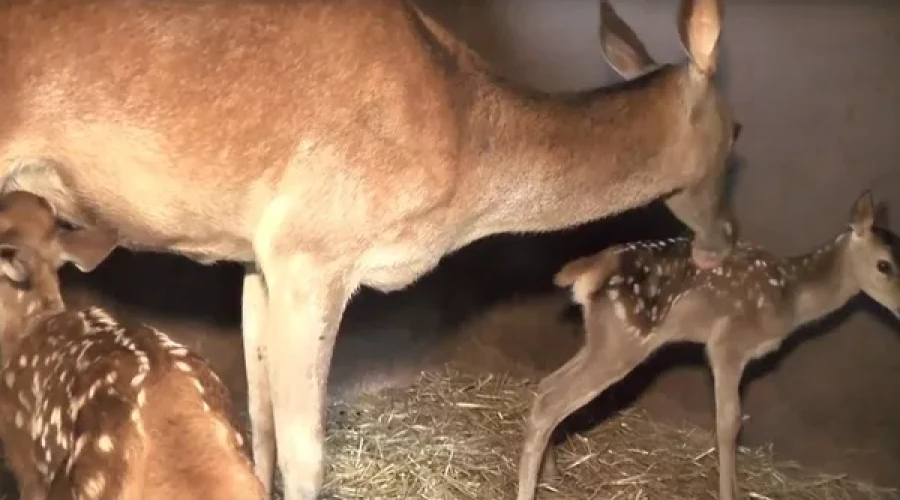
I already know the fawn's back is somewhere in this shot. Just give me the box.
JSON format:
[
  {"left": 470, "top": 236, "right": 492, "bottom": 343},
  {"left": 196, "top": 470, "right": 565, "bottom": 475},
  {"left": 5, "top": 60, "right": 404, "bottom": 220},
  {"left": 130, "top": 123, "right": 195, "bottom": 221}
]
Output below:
[
  {"left": 0, "top": 306, "right": 263, "bottom": 500},
  {"left": 558, "top": 238, "right": 807, "bottom": 340}
]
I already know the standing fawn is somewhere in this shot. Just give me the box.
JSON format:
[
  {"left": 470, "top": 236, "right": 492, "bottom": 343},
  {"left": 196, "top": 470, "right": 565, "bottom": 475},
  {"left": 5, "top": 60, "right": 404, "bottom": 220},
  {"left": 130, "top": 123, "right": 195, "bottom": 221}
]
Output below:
[
  {"left": 517, "top": 190, "right": 900, "bottom": 500},
  {"left": 0, "top": 191, "right": 265, "bottom": 499},
  {"left": 0, "top": 0, "right": 737, "bottom": 496}
]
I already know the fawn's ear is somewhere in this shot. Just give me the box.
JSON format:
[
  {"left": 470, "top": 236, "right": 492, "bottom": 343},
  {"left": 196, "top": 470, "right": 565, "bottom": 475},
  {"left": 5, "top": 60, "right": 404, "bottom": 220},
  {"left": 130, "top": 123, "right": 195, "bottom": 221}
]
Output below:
[
  {"left": 0, "top": 244, "right": 30, "bottom": 284},
  {"left": 677, "top": 0, "right": 723, "bottom": 76},
  {"left": 598, "top": 0, "right": 656, "bottom": 80},
  {"left": 850, "top": 190, "right": 875, "bottom": 237},
  {"left": 555, "top": 251, "right": 621, "bottom": 306},
  {"left": 554, "top": 255, "right": 598, "bottom": 288},
  {"left": 57, "top": 225, "right": 118, "bottom": 272}
]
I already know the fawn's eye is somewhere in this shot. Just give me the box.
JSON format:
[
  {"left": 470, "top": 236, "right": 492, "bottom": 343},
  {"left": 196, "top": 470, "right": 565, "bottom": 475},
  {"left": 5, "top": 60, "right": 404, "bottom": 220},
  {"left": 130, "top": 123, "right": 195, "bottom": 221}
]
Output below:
[
  {"left": 876, "top": 259, "right": 893, "bottom": 275},
  {"left": 55, "top": 218, "right": 80, "bottom": 231},
  {"left": 0, "top": 247, "right": 15, "bottom": 261}
]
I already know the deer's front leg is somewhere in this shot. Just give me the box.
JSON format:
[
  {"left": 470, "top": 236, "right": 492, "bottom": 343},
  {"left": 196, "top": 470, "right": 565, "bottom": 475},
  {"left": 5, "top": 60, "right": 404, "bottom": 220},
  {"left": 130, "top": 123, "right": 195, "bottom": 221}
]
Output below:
[
  {"left": 664, "top": 169, "right": 735, "bottom": 270},
  {"left": 259, "top": 252, "right": 352, "bottom": 500},
  {"left": 242, "top": 266, "right": 276, "bottom": 495},
  {"left": 708, "top": 346, "right": 748, "bottom": 500}
]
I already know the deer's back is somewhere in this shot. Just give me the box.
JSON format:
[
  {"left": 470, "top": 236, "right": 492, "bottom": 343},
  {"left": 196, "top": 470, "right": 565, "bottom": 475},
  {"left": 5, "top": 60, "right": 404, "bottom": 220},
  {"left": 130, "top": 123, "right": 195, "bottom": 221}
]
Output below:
[
  {"left": 0, "top": 307, "right": 260, "bottom": 499},
  {"left": 593, "top": 239, "right": 793, "bottom": 341},
  {"left": 0, "top": 0, "right": 463, "bottom": 252}
]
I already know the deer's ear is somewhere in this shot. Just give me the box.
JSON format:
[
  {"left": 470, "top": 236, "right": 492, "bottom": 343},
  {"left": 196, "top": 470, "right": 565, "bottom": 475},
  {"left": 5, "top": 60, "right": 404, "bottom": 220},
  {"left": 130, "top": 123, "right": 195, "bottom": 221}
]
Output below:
[
  {"left": 850, "top": 190, "right": 875, "bottom": 237},
  {"left": 0, "top": 244, "right": 30, "bottom": 284},
  {"left": 677, "top": 0, "right": 723, "bottom": 76},
  {"left": 599, "top": 0, "right": 656, "bottom": 80},
  {"left": 57, "top": 225, "right": 117, "bottom": 272}
]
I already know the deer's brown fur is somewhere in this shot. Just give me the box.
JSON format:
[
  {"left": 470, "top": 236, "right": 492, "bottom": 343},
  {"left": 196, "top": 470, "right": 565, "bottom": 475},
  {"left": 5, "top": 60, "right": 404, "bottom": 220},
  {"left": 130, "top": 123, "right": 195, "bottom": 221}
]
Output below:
[
  {"left": 517, "top": 190, "right": 900, "bottom": 500},
  {"left": 0, "top": 192, "right": 263, "bottom": 500},
  {"left": 0, "top": 0, "right": 737, "bottom": 497}
]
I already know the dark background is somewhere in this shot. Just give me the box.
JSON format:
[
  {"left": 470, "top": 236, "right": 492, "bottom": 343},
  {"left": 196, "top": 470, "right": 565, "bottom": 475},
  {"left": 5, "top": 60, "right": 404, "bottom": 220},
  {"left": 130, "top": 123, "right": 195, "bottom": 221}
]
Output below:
[{"left": 54, "top": 0, "right": 900, "bottom": 489}]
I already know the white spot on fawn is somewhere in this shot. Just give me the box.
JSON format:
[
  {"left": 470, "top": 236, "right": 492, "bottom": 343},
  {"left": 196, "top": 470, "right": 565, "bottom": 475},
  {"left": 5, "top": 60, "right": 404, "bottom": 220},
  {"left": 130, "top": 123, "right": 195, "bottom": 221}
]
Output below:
[
  {"left": 4, "top": 371, "right": 14, "bottom": 387},
  {"left": 131, "top": 372, "right": 147, "bottom": 387},
  {"left": 97, "top": 434, "right": 114, "bottom": 453},
  {"left": 83, "top": 473, "right": 106, "bottom": 499},
  {"left": 613, "top": 301, "right": 627, "bottom": 321}
]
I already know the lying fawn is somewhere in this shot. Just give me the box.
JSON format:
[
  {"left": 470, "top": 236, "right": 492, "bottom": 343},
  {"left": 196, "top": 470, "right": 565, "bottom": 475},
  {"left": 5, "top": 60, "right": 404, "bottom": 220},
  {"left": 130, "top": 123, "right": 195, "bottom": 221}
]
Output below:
[
  {"left": 517, "top": 190, "right": 900, "bottom": 500},
  {"left": 0, "top": 0, "right": 737, "bottom": 496},
  {"left": 0, "top": 191, "right": 265, "bottom": 499}
]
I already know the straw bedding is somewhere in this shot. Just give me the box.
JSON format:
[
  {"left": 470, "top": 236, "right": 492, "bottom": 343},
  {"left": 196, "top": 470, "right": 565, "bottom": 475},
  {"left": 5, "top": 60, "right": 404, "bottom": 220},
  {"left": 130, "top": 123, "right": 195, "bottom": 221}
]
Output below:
[
  {"left": 321, "top": 367, "right": 900, "bottom": 500},
  {"left": 0, "top": 367, "right": 897, "bottom": 499}
]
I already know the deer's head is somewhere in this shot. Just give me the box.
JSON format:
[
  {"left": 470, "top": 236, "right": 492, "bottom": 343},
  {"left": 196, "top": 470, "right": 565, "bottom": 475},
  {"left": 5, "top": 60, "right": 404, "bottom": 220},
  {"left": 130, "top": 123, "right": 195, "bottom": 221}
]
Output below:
[{"left": 846, "top": 190, "right": 900, "bottom": 318}]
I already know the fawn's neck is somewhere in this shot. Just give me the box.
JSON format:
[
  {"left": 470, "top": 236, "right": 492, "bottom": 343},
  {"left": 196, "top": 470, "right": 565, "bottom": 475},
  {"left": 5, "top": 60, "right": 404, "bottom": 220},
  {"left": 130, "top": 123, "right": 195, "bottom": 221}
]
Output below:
[
  {"left": 784, "top": 231, "right": 857, "bottom": 328},
  {"left": 455, "top": 67, "right": 692, "bottom": 242},
  {"left": 0, "top": 286, "right": 65, "bottom": 365}
]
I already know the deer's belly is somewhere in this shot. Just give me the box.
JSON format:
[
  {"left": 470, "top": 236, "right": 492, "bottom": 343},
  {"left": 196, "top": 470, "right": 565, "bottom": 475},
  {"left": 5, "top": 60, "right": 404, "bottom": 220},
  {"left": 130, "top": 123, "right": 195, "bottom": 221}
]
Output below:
[{"left": 357, "top": 244, "right": 446, "bottom": 292}]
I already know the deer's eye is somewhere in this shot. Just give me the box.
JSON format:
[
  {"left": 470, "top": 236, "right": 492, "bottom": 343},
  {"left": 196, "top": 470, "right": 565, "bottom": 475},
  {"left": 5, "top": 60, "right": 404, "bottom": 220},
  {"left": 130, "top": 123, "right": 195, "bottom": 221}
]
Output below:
[
  {"left": 55, "top": 218, "right": 80, "bottom": 231},
  {"left": 876, "top": 259, "right": 893, "bottom": 275}
]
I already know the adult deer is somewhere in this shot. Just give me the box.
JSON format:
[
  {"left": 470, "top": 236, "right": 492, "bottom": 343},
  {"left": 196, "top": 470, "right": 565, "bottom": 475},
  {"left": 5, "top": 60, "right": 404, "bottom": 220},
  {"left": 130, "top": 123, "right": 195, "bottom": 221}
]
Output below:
[
  {"left": 0, "top": 0, "right": 737, "bottom": 497},
  {"left": 518, "top": 190, "right": 900, "bottom": 500}
]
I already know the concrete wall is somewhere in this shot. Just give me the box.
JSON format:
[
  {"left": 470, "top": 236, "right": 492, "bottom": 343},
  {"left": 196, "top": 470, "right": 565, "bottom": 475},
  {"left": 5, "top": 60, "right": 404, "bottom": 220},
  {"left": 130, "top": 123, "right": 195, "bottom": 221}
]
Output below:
[{"left": 57, "top": 0, "right": 900, "bottom": 489}]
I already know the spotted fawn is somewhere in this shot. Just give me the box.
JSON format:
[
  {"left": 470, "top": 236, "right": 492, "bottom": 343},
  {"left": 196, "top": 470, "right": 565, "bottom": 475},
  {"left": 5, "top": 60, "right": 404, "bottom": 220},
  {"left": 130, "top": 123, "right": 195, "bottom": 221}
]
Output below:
[
  {"left": 517, "top": 190, "right": 900, "bottom": 500},
  {"left": 0, "top": 191, "right": 265, "bottom": 500}
]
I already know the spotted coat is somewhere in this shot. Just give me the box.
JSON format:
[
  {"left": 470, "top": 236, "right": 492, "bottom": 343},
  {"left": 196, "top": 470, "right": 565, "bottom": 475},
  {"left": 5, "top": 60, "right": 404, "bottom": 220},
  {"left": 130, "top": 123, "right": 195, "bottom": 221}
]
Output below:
[
  {"left": 594, "top": 236, "right": 843, "bottom": 338},
  {"left": 0, "top": 306, "right": 245, "bottom": 499}
]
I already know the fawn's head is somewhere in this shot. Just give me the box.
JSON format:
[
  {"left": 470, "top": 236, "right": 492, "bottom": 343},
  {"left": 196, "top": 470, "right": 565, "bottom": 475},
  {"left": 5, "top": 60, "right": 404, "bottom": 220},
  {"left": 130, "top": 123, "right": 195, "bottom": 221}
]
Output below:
[
  {"left": 846, "top": 190, "right": 900, "bottom": 318},
  {"left": 0, "top": 191, "right": 115, "bottom": 359}
]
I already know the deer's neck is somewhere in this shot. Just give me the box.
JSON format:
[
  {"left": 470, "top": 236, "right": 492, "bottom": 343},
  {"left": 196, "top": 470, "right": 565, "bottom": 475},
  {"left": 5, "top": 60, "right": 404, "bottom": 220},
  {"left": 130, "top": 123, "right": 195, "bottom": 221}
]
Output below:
[
  {"left": 455, "top": 66, "right": 691, "bottom": 242},
  {"left": 785, "top": 231, "right": 858, "bottom": 328}
]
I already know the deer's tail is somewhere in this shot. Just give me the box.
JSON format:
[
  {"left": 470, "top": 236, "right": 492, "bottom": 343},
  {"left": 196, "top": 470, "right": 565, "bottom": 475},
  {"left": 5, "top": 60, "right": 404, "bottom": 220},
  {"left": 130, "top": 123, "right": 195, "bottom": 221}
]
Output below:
[{"left": 553, "top": 248, "right": 621, "bottom": 306}]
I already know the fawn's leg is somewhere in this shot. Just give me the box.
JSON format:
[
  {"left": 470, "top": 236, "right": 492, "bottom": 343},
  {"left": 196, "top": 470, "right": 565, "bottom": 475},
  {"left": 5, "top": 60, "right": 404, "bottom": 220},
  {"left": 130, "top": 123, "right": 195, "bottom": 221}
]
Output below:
[
  {"left": 517, "top": 338, "right": 649, "bottom": 500},
  {"left": 707, "top": 345, "right": 748, "bottom": 500},
  {"left": 664, "top": 168, "right": 734, "bottom": 270},
  {"left": 539, "top": 445, "right": 561, "bottom": 482},
  {"left": 242, "top": 266, "right": 276, "bottom": 495},
  {"left": 258, "top": 251, "right": 353, "bottom": 500}
]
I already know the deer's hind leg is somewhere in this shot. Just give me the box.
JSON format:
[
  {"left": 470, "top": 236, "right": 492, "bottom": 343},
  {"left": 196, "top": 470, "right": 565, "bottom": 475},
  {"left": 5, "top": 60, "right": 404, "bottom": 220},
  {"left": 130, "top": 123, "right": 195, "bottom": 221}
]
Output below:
[
  {"left": 706, "top": 340, "right": 750, "bottom": 500},
  {"left": 516, "top": 323, "right": 654, "bottom": 500}
]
